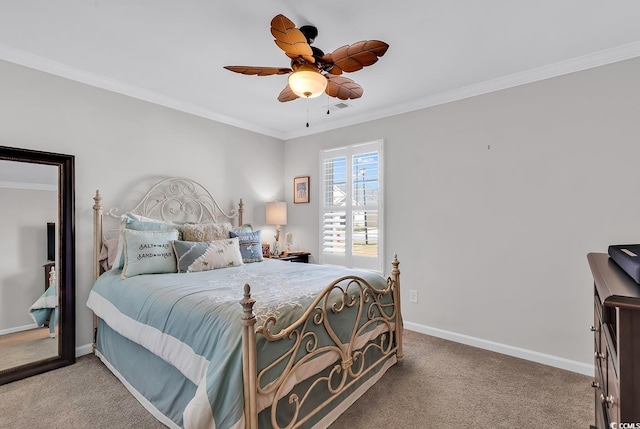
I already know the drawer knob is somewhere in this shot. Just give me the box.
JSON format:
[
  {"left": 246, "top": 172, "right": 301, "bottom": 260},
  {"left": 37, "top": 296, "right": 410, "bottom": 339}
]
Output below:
[
  {"left": 590, "top": 325, "right": 598, "bottom": 332},
  {"left": 600, "top": 393, "right": 615, "bottom": 406},
  {"left": 591, "top": 381, "right": 600, "bottom": 388},
  {"left": 594, "top": 351, "right": 605, "bottom": 360}
]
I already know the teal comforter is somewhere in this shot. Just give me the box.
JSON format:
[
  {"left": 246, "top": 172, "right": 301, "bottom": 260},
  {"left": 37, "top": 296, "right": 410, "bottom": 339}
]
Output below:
[
  {"left": 86, "top": 259, "right": 389, "bottom": 429},
  {"left": 29, "top": 284, "right": 58, "bottom": 337}
]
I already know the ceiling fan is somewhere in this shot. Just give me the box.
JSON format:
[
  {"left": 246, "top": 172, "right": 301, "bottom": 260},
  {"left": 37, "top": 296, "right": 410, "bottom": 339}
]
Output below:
[{"left": 224, "top": 14, "right": 389, "bottom": 103}]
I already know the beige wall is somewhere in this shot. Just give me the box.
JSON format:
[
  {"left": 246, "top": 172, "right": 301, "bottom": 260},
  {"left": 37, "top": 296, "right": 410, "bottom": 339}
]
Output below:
[
  {"left": 284, "top": 56, "right": 640, "bottom": 371},
  {"left": 0, "top": 59, "right": 285, "bottom": 347}
]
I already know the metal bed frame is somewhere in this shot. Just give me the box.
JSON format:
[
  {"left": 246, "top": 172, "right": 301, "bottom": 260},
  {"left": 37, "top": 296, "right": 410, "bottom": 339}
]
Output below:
[{"left": 91, "top": 177, "right": 403, "bottom": 429}]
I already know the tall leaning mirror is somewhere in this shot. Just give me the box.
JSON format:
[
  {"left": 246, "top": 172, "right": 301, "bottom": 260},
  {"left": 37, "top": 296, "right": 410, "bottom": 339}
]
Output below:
[{"left": 0, "top": 146, "right": 75, "bottom": 385}]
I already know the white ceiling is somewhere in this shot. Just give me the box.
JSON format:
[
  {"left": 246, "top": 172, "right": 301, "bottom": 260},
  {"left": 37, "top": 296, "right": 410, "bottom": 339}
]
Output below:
[{"left": 1, "top": 1, "right": 640, "bottom": 140}]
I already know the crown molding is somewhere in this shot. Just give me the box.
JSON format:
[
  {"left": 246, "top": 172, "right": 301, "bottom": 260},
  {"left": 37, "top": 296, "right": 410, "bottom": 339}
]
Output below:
[
  {"left": 282, "top": 40, "right": 640, "bottom": 140},
  {"left": 0, "top": 43, "right": 286, "bottom": 140},
  {"left": 2, "top": 41, "right": 640, "bottom": 142},
  {"left": 0, "top": 180, "right": 56, "bottom": 191}
]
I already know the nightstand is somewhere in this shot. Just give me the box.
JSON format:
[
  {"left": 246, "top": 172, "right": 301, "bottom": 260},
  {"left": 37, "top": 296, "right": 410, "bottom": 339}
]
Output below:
[{"left": 272, "top": 252, "right": 310, "bottom": 263}]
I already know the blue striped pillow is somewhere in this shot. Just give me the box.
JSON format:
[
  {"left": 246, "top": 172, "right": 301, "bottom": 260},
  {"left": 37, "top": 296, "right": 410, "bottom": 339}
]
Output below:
[
  {"left": 173, "top": 237, "right": 243, "bottom": 273},
  {"left": 230, "top": 230, "right": 263, "bottom": 263}
]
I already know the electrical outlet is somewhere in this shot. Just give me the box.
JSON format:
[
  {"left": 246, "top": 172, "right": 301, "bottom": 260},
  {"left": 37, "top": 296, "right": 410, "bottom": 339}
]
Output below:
[{"left": 409, "top": 289, "right": 418, "bottom": 304}]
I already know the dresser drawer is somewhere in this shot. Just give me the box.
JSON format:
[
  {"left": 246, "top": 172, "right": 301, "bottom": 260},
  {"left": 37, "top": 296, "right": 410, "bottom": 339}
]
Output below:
[
  {"left": 602, "top": 324, "right": 620, "bottom": 425},
  {"left": 593, "top": 312, "right": 603, "bottom": 357},
  {"left": 602, "top": 322, "right": 618, "bottom": 380},
  {"left": 593, "top": 362, "right": 604, "bottom": 414},
  {"left": 593, "top": 295, "right": 603, "bottom": 355},
  {"left": 604, "top": 350, "right": 620, "bottom": 424},
  {"left": 594, "top": 292, "right": 603, "bottom": 320},
  {"left": 595, "top": 401, "right": 608, "bottom": 429}
]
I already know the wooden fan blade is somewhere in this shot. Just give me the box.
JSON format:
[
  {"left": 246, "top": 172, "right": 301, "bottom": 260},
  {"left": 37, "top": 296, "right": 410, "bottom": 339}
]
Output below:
[
  {"left": 270, "top": 14, "right": 315, "bottom": 63},
  {"left": 323, "top": 40, "right": 389, "bottom": 74},
  {"left": 278, "top": 85, "right": 300, "bottom": 102},
  {"left": 224, "top": 66, "right": 292, "bottom": 76},
  {"left": 325, "top": 76, "right": 363, "bottom": 100}
]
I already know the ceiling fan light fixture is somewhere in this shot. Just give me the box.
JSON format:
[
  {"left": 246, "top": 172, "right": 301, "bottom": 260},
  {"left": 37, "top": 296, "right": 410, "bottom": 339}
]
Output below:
[
  {"left": 224, "top": 14, "right": 388, "bottom": 103},
  {"left": 288, "top": 65, "right": 327, "bottom": 98}
]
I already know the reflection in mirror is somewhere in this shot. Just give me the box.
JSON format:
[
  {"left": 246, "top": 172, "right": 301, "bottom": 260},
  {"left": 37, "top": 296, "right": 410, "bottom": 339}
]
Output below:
[
  {"left": 0, "top": 147, "right": 75, "bottom": 385},
  {"left": 0, "top": 161, "right": 58, "bottom": 371}
]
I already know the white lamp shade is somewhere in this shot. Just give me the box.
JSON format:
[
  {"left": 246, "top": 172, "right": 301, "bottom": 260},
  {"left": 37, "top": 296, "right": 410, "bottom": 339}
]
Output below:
[
  {"left": 288, "top": 67, "right": 328, "bottom": 98},
  {"left": 266, "top": 201, "right": 287, "bottom": 225}
]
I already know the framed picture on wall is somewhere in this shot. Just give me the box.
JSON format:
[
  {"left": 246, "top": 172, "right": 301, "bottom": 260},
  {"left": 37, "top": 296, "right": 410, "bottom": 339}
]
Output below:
[{"left": 294, "top": 176, "right": 310, "bottom": 204}]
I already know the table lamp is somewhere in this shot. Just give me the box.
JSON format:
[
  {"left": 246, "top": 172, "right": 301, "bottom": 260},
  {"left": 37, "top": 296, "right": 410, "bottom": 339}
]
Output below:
[{"left": 266, "top": 201, "right": 287, "bottom": 256}]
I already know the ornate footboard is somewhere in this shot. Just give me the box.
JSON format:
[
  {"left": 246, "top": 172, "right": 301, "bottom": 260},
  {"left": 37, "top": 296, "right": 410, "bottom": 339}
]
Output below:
[{"left": 240, "top": 257, "right": 403, "bottom": 429}]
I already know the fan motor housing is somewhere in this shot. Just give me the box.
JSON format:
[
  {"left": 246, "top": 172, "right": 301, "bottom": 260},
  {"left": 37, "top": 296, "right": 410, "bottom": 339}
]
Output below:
[{"left": 299, "top": 25, "right": 318, "bottom": 44}]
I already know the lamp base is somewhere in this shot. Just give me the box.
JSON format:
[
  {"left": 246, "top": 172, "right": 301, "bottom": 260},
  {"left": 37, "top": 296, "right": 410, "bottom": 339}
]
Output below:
[{"left": 271, "top": 240, "right": 282, "bottom": 257}]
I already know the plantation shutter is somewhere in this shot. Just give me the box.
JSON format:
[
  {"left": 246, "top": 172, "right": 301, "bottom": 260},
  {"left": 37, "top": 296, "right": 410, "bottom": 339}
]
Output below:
[{"left": 319, "top": 141, "right": 383, "bottom": 272}]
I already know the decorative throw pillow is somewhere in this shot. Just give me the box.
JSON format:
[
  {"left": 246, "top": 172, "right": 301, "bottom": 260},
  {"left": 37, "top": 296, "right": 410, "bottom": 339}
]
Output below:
[
  {"left": 173, "top": 237, "right": 243, "bottom": 273},
  {"left": 121, "top": 229, "right": 179, "bottom": 278},
  {"left": 111, "top": 212, "right": 181, "bottom": 271},
  {"left": 230, "top": 230, "right": 263, "bottom": 263},
  {"left": 182, "top": 221, "right": 231, "bottom": 242},
  {"left": 98, "top": 237, "right": 119, "bottom": 271}
]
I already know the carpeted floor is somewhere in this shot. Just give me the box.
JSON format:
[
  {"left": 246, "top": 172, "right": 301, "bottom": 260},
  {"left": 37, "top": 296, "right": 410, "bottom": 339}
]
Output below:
[{"left": 0, "top": 330, "right": 593, "bottom": 428}]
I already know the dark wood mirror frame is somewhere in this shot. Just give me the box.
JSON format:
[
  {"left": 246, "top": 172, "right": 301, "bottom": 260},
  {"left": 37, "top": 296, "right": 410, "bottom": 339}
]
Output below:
[{"left": 0, "top": 146, "right": 75, "bottom": 385}]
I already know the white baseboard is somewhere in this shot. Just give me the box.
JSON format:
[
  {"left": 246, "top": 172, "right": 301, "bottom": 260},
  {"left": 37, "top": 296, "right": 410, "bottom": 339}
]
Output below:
[
  {"left": 76, "top": 343, "right": 94, "bottom": 358},
  {"left": 404, "top": 321, "right": 594, "bottom": 376},
  {"left": 2, "top": 327, "right": 93, "bottom": 359},
  {"left": 0, "top": 323, "right": 38, "bottom": 336}
]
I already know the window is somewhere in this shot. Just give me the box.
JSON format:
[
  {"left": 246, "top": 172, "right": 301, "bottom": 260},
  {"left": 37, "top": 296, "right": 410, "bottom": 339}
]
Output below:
[{"left": 319, "top": 140, "right": 383, "bottom": 272}]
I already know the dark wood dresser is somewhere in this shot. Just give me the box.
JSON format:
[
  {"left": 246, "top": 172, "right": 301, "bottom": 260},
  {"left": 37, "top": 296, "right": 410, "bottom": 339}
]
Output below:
[{"left": 587, "top": 252, "right": 640, "bottom": 428}]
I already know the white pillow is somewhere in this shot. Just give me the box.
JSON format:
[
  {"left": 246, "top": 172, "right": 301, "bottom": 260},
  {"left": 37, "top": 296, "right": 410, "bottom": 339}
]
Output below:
[{"left": 182, "top": 221, "right": 232, "bottom": 242}]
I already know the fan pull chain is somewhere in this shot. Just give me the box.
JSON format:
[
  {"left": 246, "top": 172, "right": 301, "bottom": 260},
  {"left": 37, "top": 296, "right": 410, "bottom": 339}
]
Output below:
[
  {"left": 306, "top": 109, "right": 309, "bottom": 127},
  {"left": 327, "top": 95, "right": 330, "bottom": 115}
]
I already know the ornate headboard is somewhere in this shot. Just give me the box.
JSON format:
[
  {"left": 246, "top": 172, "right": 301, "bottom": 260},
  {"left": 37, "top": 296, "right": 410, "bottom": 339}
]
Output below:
[
  {"left": 104, "top": 177, "right": 242, "bottom": 224},
  {"left": 92, "top": 177, "right": 244, "bottom": 280}
]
